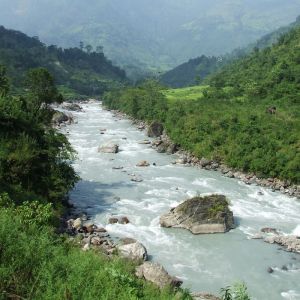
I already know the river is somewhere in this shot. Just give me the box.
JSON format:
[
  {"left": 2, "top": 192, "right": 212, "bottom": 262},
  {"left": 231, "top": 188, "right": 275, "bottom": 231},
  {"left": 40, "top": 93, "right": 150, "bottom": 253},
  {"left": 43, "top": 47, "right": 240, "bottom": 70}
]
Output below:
[{"left": 62, "top": 102, "right": 300, "bottom": 300}]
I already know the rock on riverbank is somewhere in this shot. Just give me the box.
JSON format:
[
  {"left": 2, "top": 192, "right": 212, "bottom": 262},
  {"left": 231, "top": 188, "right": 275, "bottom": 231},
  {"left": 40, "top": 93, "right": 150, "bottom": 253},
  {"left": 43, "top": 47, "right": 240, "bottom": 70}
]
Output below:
[{"left": 160, "top": 195, "right": 235, "bottom": 234}]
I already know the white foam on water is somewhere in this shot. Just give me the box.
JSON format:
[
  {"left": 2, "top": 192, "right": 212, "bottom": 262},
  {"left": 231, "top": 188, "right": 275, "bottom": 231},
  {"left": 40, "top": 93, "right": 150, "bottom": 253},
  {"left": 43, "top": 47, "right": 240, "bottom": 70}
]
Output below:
[
  {"left": 292, "top": 225, "right": 300, "bottom": 236},
  {"left": 67, "top": 102, "right": 300, "bottom": 300},
  {"left": 192, "top": 178, "right": 216, "bottom": 187},
  {"left": 281, "top": 290, "right": 300, "bottom": 299}
]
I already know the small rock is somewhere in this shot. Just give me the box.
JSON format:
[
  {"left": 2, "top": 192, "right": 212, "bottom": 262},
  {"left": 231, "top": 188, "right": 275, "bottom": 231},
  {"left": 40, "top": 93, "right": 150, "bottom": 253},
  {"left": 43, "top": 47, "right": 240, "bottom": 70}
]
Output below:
[
  {"left": 136, "top": 262, "right": 182, "bottom": 289},
  {"left": 82, "top": 243, "right": 90, "bottom": 252},
  {"left": 136, "top": 160, "right": 150, "bottom": 167},
  {"left": 112, "top": 166, "right": 124, "bottom": 170},
  {"left": 98, "top": 143, "right": 119, "bottom": 154},
  {"left": 117, "top": 241, "right": 148, "bottom": 261},
  {"left": 91, "top": 236, "right": 103, "bottom": 246},
  {"left": 199, "top": 158, "right": 211, "bottom": 168},
  {"left": 267, "top": 267, "right": 274, "bottom": 274},
  {"left": 131, "top": 177, "right": 143, "bottom": 182},
  {"left": 281, "top": 265, "right": 288, "bottom": 271},
  {"left": 147, "top": 121, "right": 164, "bottom": 137},
  {"left": 139, "top": 140, "right": 151, "bottom": 145},
  {"left": 73, "top": 218, "right": 82, "bottom": 230},
  {"left": 119, "top": 216, "right": 130, "bottom": 224},
  {"left": 108, "top": 217, "right": 119, "bottom": 224},
  {"left": 192, "top": 292, "right": 221, "bottom": 300}
]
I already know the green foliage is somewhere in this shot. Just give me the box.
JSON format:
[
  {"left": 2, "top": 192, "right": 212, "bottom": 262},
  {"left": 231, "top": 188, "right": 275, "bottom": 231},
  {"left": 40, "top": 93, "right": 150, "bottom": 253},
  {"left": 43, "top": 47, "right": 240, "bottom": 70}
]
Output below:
[
  {"left": 221, "top": 283, "right": 251, "bottom": 300},
  {"left": 25, "top": 68, "right": 63, "bottom": 106},
  {"left": 0, "top": 65, "right": 9, "bottom": 96},
  {"left": 104, "top": 80, "right": 168, "bottom": 122},
  {"left": 0, "top": 26, "right": 127, "bottom": 97},
  {"left": 103, "top": 27, "right": 300, "bottom": 184},
  {"left": 0, "top": 66, "right": 78, "bottom": 204},
  {"left": 0, "top": 205, "right": 190, "bottom": 300},
  {"left": 15, "top": 201, "right": 53, "bottom": 227}
]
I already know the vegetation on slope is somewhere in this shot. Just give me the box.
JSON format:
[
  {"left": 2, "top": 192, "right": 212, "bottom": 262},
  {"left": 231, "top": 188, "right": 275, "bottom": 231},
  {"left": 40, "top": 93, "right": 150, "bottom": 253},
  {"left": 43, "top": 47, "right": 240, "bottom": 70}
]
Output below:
[
  {"left": 160, "top": 16, "right": 300, "bottom": 88},
  {"left": 0, "top": 195, "right": 192, "bottom": 300},
  {"left": 104, "top": 27, "right": 300, "bottom": 183},
  {"left": 0, "top": 26, "right": 127, "bottom": 97}
]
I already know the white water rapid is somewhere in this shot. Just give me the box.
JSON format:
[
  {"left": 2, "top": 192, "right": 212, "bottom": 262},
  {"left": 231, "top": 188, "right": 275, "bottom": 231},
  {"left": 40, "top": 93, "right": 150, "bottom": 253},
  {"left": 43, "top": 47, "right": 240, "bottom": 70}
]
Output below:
[{"left": 62, "top": 103, "right": 300, "bottom": 300}]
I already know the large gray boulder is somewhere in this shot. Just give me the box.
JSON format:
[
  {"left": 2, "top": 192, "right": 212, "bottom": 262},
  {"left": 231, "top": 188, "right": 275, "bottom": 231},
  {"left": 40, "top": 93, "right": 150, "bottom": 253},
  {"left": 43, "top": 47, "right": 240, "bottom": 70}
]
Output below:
[
  {"left": 117, "top": 239, "right": 148, "bottom": 261},
  {"left": 135, "top": 262, "right": 182, "bottom": 289},
  {"left": 98, "top": 143, "right": 119, "bottom": 153},
  {"left": 62, "top": 102, "right": 83, "bottom": 112},
  {"left": 264, "top": 235, "right": 300, "bottom": 253},
  {"left": 160, "top": 195, "right": 234, "bottom": 234},
  {"left": 52, "top": 111, "right": 71, "bottom": 125},
  {"left": 147, "top": 121, "right": 164, "bottom": 137}
]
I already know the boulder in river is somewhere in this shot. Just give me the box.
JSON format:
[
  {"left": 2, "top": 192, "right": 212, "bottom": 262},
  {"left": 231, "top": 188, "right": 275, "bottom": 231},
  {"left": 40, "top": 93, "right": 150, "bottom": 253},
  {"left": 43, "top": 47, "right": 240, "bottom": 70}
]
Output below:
[
  {"left": 62, "top": 102, "right": 83, "bottom": 112},
  {"left": 135, "top": 262, "right": 182, "bottom": 289},
  {"left": 98, "top": 143, "right": 119, "bottom": 154},
  {"left": 147, "top": 121, "right": 164, "bottom": 137},
  {"left": 264, "top": 235, "right": 300, "bottom": 253},
  {"left": 108, "top": 216, "right": 130, "bottom": 224},
  {"left": 117, "top": 239, "right": 148, "bottom": 261},
  {"left": 136, "top": 160, "right": 150, "bottom": 167},
  {"left": 160, "top": 194, "right": 235, "bottom": 234},
  {"left": 52, "top": 111, "right": 72, "bottom": 125},
  {"left": 138, "top": 140, "right": 151, "bottom": 145}
]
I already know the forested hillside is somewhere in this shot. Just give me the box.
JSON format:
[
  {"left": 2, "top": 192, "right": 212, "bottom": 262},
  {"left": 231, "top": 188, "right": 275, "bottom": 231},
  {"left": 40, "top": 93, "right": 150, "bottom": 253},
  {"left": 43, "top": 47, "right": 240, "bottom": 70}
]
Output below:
[
  {"left": 0, "top": 26, "right": 127, "bottom": 97},
  {"left": 161, "top": 16, "right": 300, "bottom": 88},
  {"left": 0, "top": 0, "right": 300, "bottom": 77},
  {"left": 104, "top": 26, "right": 300, "bottom": 183}
]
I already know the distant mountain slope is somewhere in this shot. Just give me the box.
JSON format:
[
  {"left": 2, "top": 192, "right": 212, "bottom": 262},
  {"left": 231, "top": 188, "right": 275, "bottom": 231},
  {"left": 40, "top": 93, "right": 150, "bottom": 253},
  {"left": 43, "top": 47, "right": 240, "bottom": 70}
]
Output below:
[
  {"left": 161, "top": 16, "right": 300, "bottom": 88},
  {"left": 0, "top": 26, "right": 127, "bottom": 96},
  {"left": 0, "top": 0, "right": 300, "bottom": 77}
]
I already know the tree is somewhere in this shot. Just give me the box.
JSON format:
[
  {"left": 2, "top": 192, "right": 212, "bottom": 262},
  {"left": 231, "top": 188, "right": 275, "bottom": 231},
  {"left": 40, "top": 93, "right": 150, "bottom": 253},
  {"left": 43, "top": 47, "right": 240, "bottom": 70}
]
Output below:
[
  {"left": 79, "top": 41, "right": 84, "bottom": 51},
  {"left": 85, "top": 44, "right": 93, "bottom": 54},
  {"left": 0, "top": 65, "right": 9, "bottom": 97},
  {"left": 96, "top": 45, "right": 104, "bottom": 53},
  {"left": 25, "top": 68, "right": 63, "bottom": 114}
]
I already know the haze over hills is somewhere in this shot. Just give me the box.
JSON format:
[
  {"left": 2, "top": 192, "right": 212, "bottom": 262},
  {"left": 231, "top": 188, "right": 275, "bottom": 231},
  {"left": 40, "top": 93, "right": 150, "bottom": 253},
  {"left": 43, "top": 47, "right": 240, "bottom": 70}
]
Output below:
[
  {"left": 161, "top": 15, "right": 300, "bottom": 88},
  {"left": 0, "top": 0, "right": 300, "bottom": 77}
]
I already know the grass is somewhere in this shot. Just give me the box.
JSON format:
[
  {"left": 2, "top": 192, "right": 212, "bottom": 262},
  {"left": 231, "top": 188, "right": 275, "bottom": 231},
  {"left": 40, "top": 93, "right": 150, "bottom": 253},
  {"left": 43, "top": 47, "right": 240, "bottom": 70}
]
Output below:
[
  {"left": 0, "top": 204, "right": 191, "bottom": 300},
  {"left": 162, "top": 85, "right": 208, "bottom": 102}
]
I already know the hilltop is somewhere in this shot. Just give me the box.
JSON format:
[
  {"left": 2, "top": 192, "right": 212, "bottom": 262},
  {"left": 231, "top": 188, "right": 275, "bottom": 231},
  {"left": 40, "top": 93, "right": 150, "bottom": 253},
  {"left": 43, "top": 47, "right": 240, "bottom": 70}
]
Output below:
[
  {"left": 161, "top": 16, "right": 300, "bottom": 88},
  {"left": 0, "top": 26, "right": 127, "bottom": 97}
]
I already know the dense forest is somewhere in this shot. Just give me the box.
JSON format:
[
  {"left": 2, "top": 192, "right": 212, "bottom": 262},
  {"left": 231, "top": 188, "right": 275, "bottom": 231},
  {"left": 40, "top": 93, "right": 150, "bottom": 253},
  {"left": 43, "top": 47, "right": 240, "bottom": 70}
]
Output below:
[
  {"left": 104, "top": 26, "right": 300, "bottom": 183},
  {"left": 0, "top": 26, "right": 127, "bottom": 98},
  {"left": 161, "top": 16, "right": 300, "bottom": 88}
]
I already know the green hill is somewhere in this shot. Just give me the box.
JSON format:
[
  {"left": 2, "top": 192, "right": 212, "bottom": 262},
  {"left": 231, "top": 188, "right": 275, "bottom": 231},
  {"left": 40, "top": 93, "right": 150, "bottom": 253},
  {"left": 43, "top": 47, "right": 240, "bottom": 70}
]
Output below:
[
  {"left": 1, "top": 0, "right": 300, "bottom": 78},
  {"left": 0, "top": 26, "right": 127, "bottom": 97},
  {"left": 104, "top": 26, "right": 300, "bottom": 183},
  {"left": 161, "top": 16, "right": 300, "bottom": 88}
]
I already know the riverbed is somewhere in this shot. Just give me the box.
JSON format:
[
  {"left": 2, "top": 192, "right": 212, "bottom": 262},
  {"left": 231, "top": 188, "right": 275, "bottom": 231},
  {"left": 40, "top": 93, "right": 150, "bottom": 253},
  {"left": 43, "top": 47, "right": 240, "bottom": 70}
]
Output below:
[{"left": 62, "top": 102, "right": 300, "bottom": 300}]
